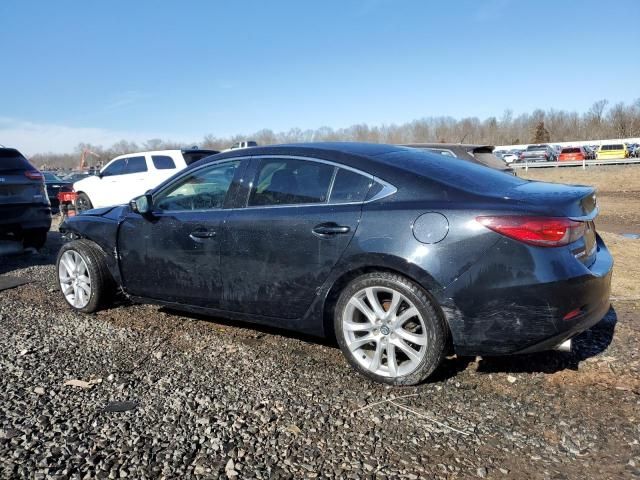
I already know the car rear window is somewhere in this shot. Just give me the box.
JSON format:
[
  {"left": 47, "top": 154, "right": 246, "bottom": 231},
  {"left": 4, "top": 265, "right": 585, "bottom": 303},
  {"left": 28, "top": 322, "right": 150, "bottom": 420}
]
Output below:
[
  {"left": 183, "top": 150, "right": 219, "bottom": 165},
  {"left": 602, "top": 144, "right": 624, "bottom": 150},
  {"left": 526, "top": 145, "right": 547, "bottom": 151},
  {"left": 152, "top": 155, "right": 176, "bottom": 170},
  {"left": 377, "top": 148, "right": 526, "bottom": 194},
  {"left": 0, "top": 148, "right": 34, "bottom": 172},
  {"left": 561, "top": 148, "right": 581, "bottom": 153}
]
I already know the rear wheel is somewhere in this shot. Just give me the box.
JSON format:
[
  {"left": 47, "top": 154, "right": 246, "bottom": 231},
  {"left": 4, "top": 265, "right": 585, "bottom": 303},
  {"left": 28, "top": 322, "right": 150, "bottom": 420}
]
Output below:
[
  {"left": 22, "top": 229, "right": 48, "bottom": 249},
  {"left": 75, "top": 192, "right": 93, "bottom": 213},
  {"left": 57, "top": 240, "right": 115, "bottom": 313},
  {"left": 334, "top": 272, "right": 448, "bottom": 386}
]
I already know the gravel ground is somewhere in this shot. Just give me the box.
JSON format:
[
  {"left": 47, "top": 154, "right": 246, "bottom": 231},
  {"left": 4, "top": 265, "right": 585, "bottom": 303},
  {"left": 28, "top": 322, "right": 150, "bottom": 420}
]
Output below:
[{"left": 1, "top": 221, "right": 639, "bottom": 479}]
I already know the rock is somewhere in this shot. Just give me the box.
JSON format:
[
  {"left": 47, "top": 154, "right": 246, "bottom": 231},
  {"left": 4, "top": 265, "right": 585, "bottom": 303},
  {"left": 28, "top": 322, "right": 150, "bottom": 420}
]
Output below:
[
  {"left": 34, "top": 387, "right": 45, "bottom": 395},
  {"left": 477, "top": 467, "right": 488, "bottom": 478}
]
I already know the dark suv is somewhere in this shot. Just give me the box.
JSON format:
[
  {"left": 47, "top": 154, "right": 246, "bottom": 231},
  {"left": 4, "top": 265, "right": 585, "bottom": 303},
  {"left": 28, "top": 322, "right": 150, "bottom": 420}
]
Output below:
[{"left": 0, "top": 147, "right": 52, "bottom": 248}]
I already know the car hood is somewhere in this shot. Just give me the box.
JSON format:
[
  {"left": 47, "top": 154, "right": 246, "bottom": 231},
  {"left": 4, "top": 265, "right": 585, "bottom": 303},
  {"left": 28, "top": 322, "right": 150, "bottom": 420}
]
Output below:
[{"left": 78, "top": 205, "right": 129, "bottom": 220}]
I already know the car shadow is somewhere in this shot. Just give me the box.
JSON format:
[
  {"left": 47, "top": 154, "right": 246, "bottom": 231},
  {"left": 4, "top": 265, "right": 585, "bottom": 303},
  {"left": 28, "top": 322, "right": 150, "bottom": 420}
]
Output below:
[
  {"left": 0, "top": 230, "right": 63, "bottom": 276},
  {"left": 159, "top": 307, "right": 340, "bottom": 348},
  {"left": 161, "top": 306, "right": 618, "bottom": 382},
  {"left": 473, "top": 306, "right": 618, "bottom": 375}
]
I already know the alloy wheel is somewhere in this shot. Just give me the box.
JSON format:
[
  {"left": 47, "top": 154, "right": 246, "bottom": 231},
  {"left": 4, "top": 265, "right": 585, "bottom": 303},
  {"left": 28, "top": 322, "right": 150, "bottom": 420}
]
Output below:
[
  {"left": 58, "top": 250, "right": 92, "bottom": 309},
  {"left": 342, "top": 286, "right": 428, "bottom": 378}
]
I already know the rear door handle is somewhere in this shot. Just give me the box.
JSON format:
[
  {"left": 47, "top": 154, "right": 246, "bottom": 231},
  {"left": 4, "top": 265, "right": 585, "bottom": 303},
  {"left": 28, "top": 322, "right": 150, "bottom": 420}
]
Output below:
[
  {"left": 189, "top": 229, "right": 217, "bottom": 240},
  {"left": 312, "top": 223, "right": 351, "bottom": 236}
]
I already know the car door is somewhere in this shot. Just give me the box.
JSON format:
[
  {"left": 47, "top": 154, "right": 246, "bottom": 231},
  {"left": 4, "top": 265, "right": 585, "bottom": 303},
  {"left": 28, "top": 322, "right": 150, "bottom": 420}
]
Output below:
[
  {"left": 220, "top": 156, "right": 372, "bottom": 319},
  {"left": 117, "top": 159, "right": 245, "bottom": 306},
  {"left": 93, "top": 158, "right": 126, "bottom": 207}
]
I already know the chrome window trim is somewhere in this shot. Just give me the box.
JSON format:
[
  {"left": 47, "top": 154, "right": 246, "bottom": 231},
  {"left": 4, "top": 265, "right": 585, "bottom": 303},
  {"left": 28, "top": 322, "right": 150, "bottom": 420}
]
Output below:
[{"left": 243, "top": 154, "right": 397, "bottom": 209}]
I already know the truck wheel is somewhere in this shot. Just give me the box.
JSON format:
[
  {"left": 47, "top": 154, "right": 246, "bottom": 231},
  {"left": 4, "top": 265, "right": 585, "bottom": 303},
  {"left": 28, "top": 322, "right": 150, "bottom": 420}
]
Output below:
[{"left": 76, "top": 193, "right": 93, "bottom": 213}]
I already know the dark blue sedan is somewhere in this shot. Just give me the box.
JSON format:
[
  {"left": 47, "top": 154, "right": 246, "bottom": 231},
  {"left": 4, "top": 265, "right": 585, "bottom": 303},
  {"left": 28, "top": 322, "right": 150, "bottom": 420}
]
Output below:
[{"left": 56, "top": 143, "right": 612, "bottom": 385}]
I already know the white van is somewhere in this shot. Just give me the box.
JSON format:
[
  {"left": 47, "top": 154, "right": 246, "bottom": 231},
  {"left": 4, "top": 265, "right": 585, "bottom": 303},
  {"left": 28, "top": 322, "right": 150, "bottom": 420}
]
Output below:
[{"left": 73, "top": 149, "right": 217, "bottom": 211}]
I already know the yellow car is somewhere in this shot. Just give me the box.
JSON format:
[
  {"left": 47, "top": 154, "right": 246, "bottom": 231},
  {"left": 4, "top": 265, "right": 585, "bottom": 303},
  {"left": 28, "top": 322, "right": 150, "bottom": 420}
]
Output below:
[{"left": 597, "top": 144, "right": 628, "bottom": 160}]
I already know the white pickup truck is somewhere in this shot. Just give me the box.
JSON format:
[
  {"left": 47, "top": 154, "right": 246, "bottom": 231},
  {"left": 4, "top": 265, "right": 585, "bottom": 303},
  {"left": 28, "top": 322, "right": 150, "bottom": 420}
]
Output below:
[{"left": 73, "top": 149, "right": 218, "bottom": 211}]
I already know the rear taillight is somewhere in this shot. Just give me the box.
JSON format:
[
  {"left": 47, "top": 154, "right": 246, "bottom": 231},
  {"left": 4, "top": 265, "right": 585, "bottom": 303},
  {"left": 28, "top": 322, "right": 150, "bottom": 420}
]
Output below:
[
  {"left": 25, "top": 170, "right": 43, "bottom": 181},
  {"left": 476, "top": 216, "right": 586, "bottom": 247},
  {"left": 57, "top": 191, "right": 77, "bottom": 203}
]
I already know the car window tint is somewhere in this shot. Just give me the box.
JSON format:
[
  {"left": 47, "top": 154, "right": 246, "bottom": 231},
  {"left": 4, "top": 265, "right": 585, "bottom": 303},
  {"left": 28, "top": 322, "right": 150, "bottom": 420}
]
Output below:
[
  {"left": 152, "top": 155, "right": 176, "bottom": 170},
  {"left": 155, "top": 161, "right": 240, "bottom": 211},
  {"left": 329, "top": 168, "right": 372, "bottom": 204},
  {"left": 101, "top": 159, "right": 126, "bottom": 177},
  {"left": 248, "top": 158, "right": 334, "bottom": 206},
  {"left": 124, "top": 156, "right": 147, "bottom": 174}
]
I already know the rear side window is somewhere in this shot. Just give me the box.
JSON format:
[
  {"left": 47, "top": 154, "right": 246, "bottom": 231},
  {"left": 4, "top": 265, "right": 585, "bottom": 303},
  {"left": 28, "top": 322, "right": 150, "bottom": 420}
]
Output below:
[
  {"left": 329, "top": 168, "right": 372, "bottom": 204},
  {"left": 152, "top": 155, "right": 176, "bottom": 170},
  {"left": 249, "top": 158, "right": 334, "bottom": 206},
  {"left": 124, "top": 156, "right": 147, "bottom": 174},
  {"left": 0, "top": 149, "right": 34, "bottom": 172}
]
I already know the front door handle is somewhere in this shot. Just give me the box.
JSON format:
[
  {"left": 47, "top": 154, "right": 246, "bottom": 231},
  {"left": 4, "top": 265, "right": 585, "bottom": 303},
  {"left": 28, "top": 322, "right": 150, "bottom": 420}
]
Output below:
[
  {"left": 312, "top": 223, "right": 351, "bottom": 236},
  {"left": 189, "top": 229, "right": 217, "bottom": 240}
]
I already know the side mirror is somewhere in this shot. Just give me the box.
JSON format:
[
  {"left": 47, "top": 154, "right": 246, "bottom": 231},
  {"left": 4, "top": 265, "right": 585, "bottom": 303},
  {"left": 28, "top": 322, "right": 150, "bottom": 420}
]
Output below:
[{"left": 129, "top": 193, "right": 153, "bottom": 216}]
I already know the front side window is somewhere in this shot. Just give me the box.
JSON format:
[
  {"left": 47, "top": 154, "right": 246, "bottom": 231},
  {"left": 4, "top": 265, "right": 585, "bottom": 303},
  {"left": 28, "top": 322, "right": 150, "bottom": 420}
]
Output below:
[
  {"left": 155, "top": 161, "right": 240, "bottom": 211},
  {"left": 248, "top": 158, "right": 334, "bottom": 206},
  {"left": 152, "top": 155, "right": 176, "bottom": 170},
  {"left": 101, "top": 159, "right": 126, "bottom": 177}
]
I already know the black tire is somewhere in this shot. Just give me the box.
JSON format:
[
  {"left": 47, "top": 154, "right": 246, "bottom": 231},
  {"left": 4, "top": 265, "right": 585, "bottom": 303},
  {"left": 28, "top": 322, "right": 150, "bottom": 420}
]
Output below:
[
  {"left": 334, "top": 272, "right": 448, "bottom": 386},
  {"left": 75, "top": 192, "right": 93, "bottom": 213},
  {"left": 22, "top": 228, "right": 48, "bottom": 249},
  {"left": 56, "top": 239, "right": 115, "bottom": 313}
]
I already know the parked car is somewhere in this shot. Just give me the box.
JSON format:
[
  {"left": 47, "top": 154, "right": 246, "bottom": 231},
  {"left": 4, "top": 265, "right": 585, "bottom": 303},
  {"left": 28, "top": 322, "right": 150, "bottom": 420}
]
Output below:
[
  {"left": 400, "top": 143, "right": 512, "bottom": 172},
  {"left": 502, "top": 152, "right": 519, "bottom": 164},
  {"left": 518, "top": 144, "right": 557, "bottom": 162},
  {"left": 0, "top": 147, "right": 51, "bottom": 248},
  {"left": 72, "top": 148, "right": 218, "bottom": 211},
  {"left": 558, "top": 147, "right": 589, "bottom": 162},
  {"left": 62, "top": 171, "right": 92, "bottom": 183},
  {"left": 626, "top": 143, "right": 638, "bottom": 158},
  {"left": 57, "top": 143, "right": 612, "bottom": 386},
  {"left": 42, "top": 171, "right": 72, "bottom": 214},
  {"left": 596, "top": 144, "right": 628, "bottom": 160}
]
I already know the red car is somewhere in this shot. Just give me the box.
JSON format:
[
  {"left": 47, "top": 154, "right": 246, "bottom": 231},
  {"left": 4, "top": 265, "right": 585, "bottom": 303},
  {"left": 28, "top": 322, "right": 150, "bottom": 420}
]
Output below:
[{"left": 558, "top": 147, "right": 588, "bottom": 162}]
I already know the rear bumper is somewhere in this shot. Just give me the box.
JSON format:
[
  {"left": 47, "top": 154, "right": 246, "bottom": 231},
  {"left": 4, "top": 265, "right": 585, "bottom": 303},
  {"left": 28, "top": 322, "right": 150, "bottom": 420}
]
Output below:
[
  {"left": 440, "top": 235, "right": 613, "bottom": 356},
  {"left": 0, "top": 204, "right": 52, "bottom": 234}
]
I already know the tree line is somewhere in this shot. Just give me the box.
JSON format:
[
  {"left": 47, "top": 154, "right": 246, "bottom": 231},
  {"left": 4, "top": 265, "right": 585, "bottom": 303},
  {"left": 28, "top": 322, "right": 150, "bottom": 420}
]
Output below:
[{"left": 33, "top": 98, "right": 640, "bottom": 170}]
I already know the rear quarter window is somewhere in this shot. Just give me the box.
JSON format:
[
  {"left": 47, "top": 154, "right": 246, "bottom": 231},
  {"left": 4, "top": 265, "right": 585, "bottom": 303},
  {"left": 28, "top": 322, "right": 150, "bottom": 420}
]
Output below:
[{"left": 329, "top": 168, "right": 372, "bottom": 204}]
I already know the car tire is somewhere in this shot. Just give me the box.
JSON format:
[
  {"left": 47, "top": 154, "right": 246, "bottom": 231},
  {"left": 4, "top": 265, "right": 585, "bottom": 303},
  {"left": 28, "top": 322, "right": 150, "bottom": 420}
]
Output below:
[
  {"left": 76, "top": 192, "right": 93, "bottom": 213},
  {"left": 56, "top": 239, "right": 115, "bottom": 313},
  {"left": 22, "top": 228, "right": 48, "bottom": 250},
  {"left": 334, "top": 272, "right": 448, "bottom": 386}
]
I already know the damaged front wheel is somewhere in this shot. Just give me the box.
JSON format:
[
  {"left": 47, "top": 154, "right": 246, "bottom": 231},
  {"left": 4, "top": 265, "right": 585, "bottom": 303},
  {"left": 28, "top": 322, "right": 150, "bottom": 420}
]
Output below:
[{"left": 56, "top": 240, "right": 115, "bottom": 313}]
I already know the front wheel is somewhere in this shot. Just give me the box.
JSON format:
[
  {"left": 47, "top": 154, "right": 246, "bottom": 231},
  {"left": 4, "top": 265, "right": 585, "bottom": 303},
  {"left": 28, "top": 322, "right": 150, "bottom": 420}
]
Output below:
[
  {"left": 334, "top": 272, "right": 448, "bottom": 386},
  {"left": 56, "top": 240, "right": 115, "bottom": 313}
]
